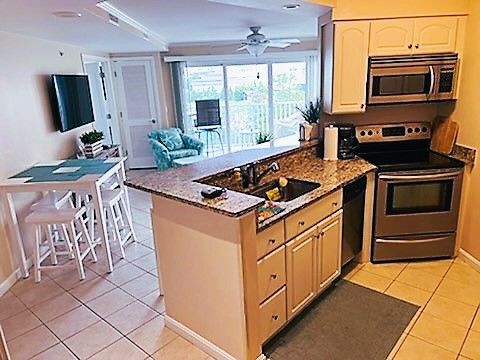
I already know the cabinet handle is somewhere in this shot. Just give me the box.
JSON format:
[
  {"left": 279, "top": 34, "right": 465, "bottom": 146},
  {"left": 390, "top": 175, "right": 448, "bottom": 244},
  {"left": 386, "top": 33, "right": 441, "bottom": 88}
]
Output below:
[
  {"left": 299, "top": 221, "right": 305, "bottom": 226},
  {"left": 408, "top": 44, "right": 413, "bottom": 49},
  {"left": 415, "top": 44, "right": 419, "bottom": 49},
  {"left": 360, "top": 104, "right": 365, "bottom": 109},
  {"left": 272, "top": 314, "right": 279, "bottom": 321},
  {"left": 269, "top": 239, "right": 276, "bottom": 244},
  {"left": 271, "top": 273, "right": 277, "bottom": 280},
  {"left": 332, "top": 202, "right": 338, "bottom": 207}
]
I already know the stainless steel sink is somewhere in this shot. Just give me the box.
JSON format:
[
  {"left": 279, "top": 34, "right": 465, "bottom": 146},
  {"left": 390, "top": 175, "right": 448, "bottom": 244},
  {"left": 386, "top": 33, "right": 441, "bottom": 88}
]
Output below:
[{"left": 249, "top": 178, "right": 321, "bottom": 202}]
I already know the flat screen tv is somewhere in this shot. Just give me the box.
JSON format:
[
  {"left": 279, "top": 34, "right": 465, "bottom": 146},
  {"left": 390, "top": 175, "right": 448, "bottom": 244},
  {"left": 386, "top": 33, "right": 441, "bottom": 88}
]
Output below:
[
  {"left": 51, "top": 74, "right": 95, "bottom": 132},
  {"left": 195, "top": 99, "right": 221, "bottom": 127}
]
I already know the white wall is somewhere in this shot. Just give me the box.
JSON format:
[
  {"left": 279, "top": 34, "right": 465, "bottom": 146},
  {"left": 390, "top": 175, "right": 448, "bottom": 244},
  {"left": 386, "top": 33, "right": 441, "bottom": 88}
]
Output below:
[{"left": 0, "top": 31, "right": 106, "bottom": 288}]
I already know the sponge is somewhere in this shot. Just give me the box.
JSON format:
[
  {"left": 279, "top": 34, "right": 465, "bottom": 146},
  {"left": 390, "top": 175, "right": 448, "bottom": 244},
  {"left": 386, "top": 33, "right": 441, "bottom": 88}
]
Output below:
[{"left": 266, "top": 187, "right": 282, "bottom": 202}]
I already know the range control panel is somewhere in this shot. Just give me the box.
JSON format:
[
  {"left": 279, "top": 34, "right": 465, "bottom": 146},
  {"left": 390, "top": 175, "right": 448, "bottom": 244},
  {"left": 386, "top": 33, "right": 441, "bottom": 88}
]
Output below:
[{"left": 356, "top": 122, "right": 431, "bottom": 143}]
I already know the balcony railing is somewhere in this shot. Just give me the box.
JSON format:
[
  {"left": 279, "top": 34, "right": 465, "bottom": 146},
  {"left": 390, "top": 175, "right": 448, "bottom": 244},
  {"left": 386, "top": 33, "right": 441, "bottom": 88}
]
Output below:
[{"left": 188, "top": 100, "right": 303, "bottom": 153}]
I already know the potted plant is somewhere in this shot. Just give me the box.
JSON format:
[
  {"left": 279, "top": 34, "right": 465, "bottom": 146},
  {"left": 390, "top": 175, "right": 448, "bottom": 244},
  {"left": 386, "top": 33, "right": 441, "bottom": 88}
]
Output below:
[
  {"left": 80, "top": 130, "right": 104, "bottom": 158},
  {"left": 255, "top": 132, "right": 273, "bottom": 145},
  {"left": 297, "top": 99, "right": 321, "bottom": 140}
]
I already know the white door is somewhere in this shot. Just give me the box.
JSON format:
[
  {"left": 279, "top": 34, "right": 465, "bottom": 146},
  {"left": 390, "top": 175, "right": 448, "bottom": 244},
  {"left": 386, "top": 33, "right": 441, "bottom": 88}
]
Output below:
[{"left": 113, "top": 58, "right": 159, "bottom": 168}]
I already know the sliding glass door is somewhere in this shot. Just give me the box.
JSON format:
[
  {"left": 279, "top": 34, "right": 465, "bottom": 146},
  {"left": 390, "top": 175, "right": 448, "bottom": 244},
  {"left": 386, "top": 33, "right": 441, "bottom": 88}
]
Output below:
[{"left": 182, "top": 58, "right": 310, "bottom": 157}]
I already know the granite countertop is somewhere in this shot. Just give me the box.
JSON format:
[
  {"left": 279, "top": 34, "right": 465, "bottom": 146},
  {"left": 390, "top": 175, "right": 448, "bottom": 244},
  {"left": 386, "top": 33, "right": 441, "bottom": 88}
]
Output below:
[{"left": 126, "top": 142, "right": 376, "bottom": 231}]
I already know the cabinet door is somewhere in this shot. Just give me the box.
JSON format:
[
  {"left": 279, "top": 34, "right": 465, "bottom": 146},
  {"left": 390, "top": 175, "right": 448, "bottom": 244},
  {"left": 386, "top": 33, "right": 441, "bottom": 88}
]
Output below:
[
  {"left": 286, "top": 226, "right": 316, "bottom": 320},
  {"left": 316, "top": 212, "right": 342, "bottom": 292},
  {"left": 331, "top": 21, "right": 370, "bottom": 114},
  {"left": 369, "top": 19, "right": 413, "bottom": 56},
  {"left": 413, "top": 17, "right": 458, "bottom": 54}
]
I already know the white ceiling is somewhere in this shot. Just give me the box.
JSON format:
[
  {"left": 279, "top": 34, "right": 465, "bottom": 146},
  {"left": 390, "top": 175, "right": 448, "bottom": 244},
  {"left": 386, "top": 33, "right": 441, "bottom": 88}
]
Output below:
[{"left": 0, "top": 0, "right": 331, "bottom": 53}]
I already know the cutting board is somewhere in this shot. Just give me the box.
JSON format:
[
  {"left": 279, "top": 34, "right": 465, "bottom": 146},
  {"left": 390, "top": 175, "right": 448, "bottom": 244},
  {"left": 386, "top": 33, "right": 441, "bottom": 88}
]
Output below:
[{"left": 430, "top": 117, "right": 459, "bottom": 154}]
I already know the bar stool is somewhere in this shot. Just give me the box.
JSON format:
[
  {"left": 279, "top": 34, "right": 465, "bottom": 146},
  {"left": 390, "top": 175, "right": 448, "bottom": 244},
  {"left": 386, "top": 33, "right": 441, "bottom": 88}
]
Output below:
[
  {"left": 86, "top": 188, "right": 137, "bottom": 259},
  {"left": 25, "top": 207, "right": 98, "bottom": 282}
]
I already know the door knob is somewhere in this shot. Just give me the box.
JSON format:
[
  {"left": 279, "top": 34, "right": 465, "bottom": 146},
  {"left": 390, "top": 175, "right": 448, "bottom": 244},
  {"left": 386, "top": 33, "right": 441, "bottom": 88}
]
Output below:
[{"left": 151, "top": 119, "right": 156, "bottom": 124}]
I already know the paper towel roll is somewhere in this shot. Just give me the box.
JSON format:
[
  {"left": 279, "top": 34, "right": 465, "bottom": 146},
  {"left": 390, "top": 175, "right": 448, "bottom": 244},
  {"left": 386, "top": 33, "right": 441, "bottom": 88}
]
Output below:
[{"left": 324, "top": 125, "right": 338, "bottom": 160}]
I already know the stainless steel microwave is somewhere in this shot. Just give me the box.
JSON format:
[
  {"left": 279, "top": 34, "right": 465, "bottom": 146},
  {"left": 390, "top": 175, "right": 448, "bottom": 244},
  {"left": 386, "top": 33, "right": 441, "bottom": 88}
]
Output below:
[{"left": 367, "top": 53, "right": 458, "bottom": 105}]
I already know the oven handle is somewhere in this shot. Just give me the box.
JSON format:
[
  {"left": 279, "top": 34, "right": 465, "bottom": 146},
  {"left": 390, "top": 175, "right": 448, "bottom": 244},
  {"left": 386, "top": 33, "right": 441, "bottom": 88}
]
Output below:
[
  {"left": 428, "top": 65, "right": 435, "bottom": 95},
  {"left": 379, "top": 170, "right": 462, "bottom": 182},
  {"left": 376, "top": 235, "right": 451, "bottom": 244}
]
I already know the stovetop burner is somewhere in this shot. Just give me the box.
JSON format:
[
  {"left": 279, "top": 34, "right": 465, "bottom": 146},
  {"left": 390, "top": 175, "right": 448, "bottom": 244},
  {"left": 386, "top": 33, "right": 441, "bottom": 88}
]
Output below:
[
  {"left": 357, "top": 149, "right": 464, "bottom": 171},
  {"left": 354, "top": 123, "right": 464, "bottom": 172}
]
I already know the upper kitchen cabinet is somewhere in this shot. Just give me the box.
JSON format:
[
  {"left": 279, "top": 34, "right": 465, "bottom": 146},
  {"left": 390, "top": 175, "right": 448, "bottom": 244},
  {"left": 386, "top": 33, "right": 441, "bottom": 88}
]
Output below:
[
  {"left": 413, "top": 17, "right": 458, "bottom": 54},
  {"left": 369, "top": 19, "right": 413, "bottom": 56},
  {"left": 323, "top": 21, "right": 370, "bottom": 115},
  {"left": 370, "top": 17, "right": 458, "bottom": 56}
]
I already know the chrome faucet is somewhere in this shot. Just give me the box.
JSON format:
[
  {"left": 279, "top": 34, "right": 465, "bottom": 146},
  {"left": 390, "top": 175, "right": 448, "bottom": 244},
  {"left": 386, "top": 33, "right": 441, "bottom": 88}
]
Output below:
[{"left": 241, "top": 161, "right": 280, "bottom": 188}]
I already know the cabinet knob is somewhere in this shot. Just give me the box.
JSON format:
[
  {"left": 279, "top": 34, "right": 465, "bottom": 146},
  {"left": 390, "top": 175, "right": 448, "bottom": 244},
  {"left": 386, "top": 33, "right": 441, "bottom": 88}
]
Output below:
[
  {"left": 299, "top": 221, "right": 305, "bottom": 226},
  {"left": 408, "top": 44, "right": 413, "bottom": 49},
  {"left": 332, "top": 202, "right": 338, "bottom": 207},
  {"left": 269, "top": 239, "right": 276, "bottom": 244},
  {"left": 360, "top": 104, "right": 365, "bottom": 109},
  {"left": 415, "top": 44, "right": 419, "bottom": 49},
  {"left": 272, "top": 314, "right": 279, "bottom": 321},
  {"left": 271, "top": 273, "right": 277, "bottom": 280}
]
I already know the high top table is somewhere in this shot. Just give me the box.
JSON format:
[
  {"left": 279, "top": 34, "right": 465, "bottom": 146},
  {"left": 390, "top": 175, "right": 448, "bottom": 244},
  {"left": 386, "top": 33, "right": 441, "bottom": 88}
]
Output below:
[{"left": 0, "top": 157, "right": 128, "bottom": 278}]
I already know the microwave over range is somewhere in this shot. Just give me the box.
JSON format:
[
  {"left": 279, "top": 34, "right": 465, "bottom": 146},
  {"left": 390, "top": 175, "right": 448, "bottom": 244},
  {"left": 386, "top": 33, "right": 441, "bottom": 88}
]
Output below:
[{"left": 368, "top": 53, "right": 459, "bottom": 105}]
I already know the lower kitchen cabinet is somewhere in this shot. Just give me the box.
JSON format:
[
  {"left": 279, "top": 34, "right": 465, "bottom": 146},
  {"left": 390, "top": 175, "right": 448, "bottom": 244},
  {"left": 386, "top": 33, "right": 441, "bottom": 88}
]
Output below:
[
  {"left": 316, "top": 212, "right": 343, "bottom": 292},
  {"left": 285, "top": 226, "right": 317, "bottom": 320},
  {"left": 259, "top": 286, "right": 287, "bottom": 343}
]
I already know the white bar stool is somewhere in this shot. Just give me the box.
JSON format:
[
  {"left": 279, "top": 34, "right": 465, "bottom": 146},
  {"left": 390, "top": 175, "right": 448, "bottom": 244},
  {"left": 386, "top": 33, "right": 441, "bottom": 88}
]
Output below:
[
  {"left": 87, "top": 188, "right": 137, "bottom": 259},
  {"left": 25, "top": 207, "right": 98, "bottom": 282}
]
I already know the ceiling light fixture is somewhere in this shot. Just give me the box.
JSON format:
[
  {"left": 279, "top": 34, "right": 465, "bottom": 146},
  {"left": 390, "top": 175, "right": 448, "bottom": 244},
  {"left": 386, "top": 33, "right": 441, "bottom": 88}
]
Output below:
[
  {"left": 52, "top": 11, "right": 82, "bottom": 18},
  {"left": 246, "top": 43, "right": 268, "bottom": 57},
  {"left": 282, "top": 4, "right": 301, "bottom": 10},
  {"left": 87, "top": 1, "right": 168, "bottom": 50}
]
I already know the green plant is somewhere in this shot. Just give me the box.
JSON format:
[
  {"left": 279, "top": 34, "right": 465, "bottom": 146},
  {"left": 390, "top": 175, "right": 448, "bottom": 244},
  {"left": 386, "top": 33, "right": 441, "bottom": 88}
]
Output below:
[
  {"left": 297, "top": 99, "right": 321, "bottom": 124},
  {"left": 255, "top": 132, "right": 273, "bottom": 144},
  {"left": 80, "top": 130, "right": 104, "bottom": 144}
]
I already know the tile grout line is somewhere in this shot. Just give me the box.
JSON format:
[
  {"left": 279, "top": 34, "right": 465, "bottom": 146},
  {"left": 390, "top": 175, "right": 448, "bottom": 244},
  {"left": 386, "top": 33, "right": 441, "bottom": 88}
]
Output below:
[{"left": 456, "top": 305, "right": 480, "bottom": 359}]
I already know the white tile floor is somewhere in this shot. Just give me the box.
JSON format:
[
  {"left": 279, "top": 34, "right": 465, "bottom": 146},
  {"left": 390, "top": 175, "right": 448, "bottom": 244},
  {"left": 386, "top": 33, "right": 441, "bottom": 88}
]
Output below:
[{"left": 1, "top": 183, "right": 479, "bottom": 359}]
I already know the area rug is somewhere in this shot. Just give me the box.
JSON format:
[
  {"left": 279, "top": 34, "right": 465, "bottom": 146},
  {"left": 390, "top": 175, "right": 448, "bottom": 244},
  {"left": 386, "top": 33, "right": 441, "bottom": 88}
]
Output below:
[{"left": 264, "top": 280, "right": 419, "bottom": 360}]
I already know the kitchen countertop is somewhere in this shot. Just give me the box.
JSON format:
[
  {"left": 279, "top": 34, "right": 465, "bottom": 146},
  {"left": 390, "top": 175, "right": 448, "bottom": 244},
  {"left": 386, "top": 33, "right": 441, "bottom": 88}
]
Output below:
[{"left": 126, "top": 142, "right": 376, "bottom": 231}]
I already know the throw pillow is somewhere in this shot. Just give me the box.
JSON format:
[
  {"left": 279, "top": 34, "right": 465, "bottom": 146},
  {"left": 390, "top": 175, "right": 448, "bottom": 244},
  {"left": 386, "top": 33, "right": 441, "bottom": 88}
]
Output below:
[{"left": 157, "top": 128, "right": 184, "bottom": 151}]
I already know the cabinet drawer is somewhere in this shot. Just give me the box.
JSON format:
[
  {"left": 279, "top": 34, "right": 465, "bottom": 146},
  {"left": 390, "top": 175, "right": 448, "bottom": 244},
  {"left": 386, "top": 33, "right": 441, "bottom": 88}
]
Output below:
[
  {"left": 259, "top": 286, "right": 286, "bottom": 343},
  {"left": 285, "top": 190, "right": 342, "bottom": 240},
  {"left": 257, "top": 245, "right": 286, "bottom": 303},
  {"left": 256, "top": 220, "right": 285, "bottom": 259}
]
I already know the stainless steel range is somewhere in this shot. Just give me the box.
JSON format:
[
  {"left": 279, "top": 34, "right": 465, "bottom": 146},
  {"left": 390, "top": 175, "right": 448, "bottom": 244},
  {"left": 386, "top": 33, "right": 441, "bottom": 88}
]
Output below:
[{"left": 355, "top": 122, "right": 464, "bottom": 262}]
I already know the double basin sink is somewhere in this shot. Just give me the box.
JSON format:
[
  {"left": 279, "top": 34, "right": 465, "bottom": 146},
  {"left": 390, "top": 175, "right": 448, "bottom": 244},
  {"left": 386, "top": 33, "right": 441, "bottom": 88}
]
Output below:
[{"left": 248, "top": 178, "right": 320, "bottom": 202}]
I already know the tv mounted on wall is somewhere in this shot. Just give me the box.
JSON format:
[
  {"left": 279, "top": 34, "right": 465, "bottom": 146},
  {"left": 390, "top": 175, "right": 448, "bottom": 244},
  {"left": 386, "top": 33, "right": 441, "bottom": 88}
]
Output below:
[
  {"left": 51, "top": 74, "right": 95, "bottom": 132},
  {"left": 195, "top": 99, "right": 221, "bottom": 127}
]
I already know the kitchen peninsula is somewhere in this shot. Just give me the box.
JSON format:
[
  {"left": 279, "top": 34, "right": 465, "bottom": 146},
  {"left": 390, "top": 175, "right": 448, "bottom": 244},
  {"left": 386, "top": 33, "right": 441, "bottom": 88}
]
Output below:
[{"left": 126, "top": 143, "right": 376, "bottom": 360}]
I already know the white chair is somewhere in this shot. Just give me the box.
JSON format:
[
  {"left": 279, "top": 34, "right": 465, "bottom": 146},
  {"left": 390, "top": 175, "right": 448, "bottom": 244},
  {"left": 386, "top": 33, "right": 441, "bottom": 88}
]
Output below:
[
  {"left": 25, "top": 207, "right": 98, "bottom": 282},
  {"left": 87, "top": 188, "right": 137, "bottom": 259}
]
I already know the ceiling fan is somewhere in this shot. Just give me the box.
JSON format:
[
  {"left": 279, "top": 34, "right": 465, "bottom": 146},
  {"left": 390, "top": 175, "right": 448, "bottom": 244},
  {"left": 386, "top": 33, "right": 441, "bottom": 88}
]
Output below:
[{"left": 236, "top": 26, "right": 300, "bottom": 56}]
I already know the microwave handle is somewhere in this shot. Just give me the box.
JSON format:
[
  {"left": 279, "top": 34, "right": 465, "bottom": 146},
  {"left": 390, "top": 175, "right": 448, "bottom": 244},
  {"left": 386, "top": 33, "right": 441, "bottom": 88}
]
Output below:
[{"left": 428, "top": 65, "right": 435, "bottom": 95}]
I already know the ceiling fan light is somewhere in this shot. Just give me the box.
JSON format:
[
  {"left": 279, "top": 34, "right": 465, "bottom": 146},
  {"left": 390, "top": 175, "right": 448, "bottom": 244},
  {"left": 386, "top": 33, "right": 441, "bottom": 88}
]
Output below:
[{"left": 247, "top": 43, "right": 268, "bottom": 57}]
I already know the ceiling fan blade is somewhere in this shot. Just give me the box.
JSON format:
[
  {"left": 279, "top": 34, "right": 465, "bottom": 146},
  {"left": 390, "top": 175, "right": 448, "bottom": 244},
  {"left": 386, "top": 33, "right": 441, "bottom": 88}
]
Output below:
[
  {"left": 269, "top": 38, "right": 301, "bottom": 44},
  {"left": 236, "top": 45, "right": 249, "bottom": 51},
  {"left": 267, "top": 42, "right": 292, "bottom": 49}
]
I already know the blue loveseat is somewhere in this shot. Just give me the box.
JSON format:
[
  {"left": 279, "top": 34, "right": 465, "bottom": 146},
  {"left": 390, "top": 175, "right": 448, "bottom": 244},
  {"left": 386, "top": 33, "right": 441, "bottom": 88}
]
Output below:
[{"left": 148, "top": 128, "right": 204, "bottom": 170}]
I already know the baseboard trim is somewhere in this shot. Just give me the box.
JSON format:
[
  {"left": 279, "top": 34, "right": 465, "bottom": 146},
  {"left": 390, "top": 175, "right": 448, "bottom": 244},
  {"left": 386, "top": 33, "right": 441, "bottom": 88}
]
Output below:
[
  {"left": 458, "top": 248, "right": 480, "bottom": 273},
  {"left": 0, "top": 269, "right": 21, "bottom": 297},
  {"left": 165, "top": 315, "right": 240, "bottom": 360}
]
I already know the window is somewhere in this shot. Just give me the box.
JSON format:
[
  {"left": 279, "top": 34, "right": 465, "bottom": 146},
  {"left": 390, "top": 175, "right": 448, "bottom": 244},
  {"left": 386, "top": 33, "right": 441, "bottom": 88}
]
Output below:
[{"left": 176, "top": 54, "right": 318, "bottom": 157}]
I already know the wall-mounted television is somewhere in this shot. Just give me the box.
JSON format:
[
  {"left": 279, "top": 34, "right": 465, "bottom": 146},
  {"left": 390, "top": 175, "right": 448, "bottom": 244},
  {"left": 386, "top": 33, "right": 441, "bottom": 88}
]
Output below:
[
  {"left": 195, "top": 99, "right": 221, "bottom": 127},
  {"left": 51, "top": 74, "right": 95, "bottom": 132}
]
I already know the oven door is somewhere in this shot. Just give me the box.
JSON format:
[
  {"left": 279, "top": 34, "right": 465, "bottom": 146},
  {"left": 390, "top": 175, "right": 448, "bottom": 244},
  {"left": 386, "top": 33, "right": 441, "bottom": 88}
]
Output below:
[
  {"left": 375, "top": 169, "right": 463, "bottom": 236},
  {"left": 368, "top": 65, "right": 434, "bottom": 104}
]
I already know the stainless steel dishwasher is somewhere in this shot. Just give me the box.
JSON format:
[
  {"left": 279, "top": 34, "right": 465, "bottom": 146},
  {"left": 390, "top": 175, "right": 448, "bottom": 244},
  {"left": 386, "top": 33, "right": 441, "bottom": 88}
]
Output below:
[{"left": 342, "top": 176, "right": 366, "bottom": 266}]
